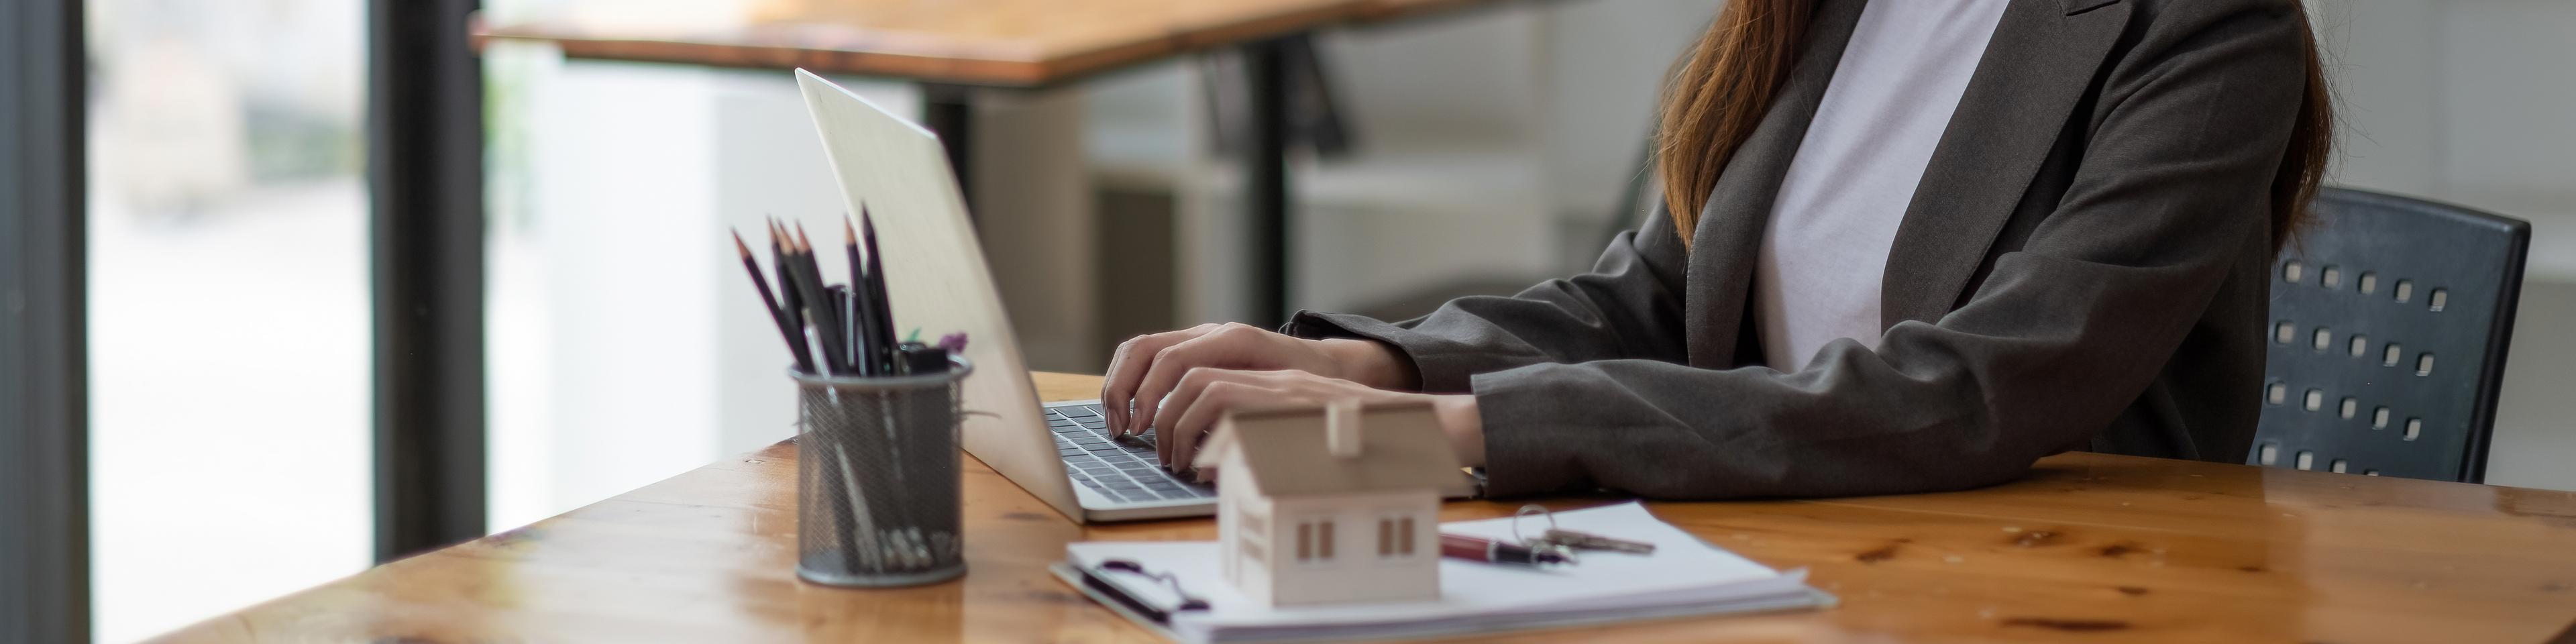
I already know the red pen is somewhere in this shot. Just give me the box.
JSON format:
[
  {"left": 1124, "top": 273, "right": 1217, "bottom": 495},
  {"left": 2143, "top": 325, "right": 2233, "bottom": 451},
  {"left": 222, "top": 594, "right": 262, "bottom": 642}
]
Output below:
[{"left": 1440, "top": 533, "right": 1573, "bottom": 566}]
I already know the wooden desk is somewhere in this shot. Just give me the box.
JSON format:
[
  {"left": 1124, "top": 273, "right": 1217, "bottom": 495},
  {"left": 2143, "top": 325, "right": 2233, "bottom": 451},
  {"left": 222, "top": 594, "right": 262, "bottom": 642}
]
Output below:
[{"left": 158, "top": 373, "right": 2576, "bottom": 643}]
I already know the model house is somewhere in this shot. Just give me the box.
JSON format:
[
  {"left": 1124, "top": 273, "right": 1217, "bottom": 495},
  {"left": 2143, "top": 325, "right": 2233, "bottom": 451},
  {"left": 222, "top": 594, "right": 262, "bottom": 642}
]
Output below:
[{"left": 1191, "top": 400, "right": 1470, "bottom": 606}]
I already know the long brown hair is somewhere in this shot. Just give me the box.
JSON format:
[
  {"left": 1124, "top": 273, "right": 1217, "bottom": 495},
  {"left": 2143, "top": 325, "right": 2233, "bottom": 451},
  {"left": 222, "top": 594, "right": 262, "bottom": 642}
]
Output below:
[{"left": 1654, "top": 1, "right": 2333, "bottom": 252}]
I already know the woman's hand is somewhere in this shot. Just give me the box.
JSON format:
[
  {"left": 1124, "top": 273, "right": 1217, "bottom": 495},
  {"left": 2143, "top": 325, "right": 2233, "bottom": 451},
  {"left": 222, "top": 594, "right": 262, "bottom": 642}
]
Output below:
[
  {"left": 1143, "top": 368, "right": 1485, "bottom": 480},
  {"left": 1099, "top": 322, "right": 1415, "bottom": 437}
]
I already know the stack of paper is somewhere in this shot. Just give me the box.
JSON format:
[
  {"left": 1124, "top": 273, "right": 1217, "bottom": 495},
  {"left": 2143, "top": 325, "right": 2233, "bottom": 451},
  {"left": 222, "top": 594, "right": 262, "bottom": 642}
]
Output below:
[{"left": 1053, "top": 502, "right": 1833, "bottom": 643}]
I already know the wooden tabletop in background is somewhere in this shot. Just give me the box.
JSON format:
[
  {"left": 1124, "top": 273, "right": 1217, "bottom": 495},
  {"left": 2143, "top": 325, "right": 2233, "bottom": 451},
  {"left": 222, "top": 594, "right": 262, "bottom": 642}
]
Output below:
[
  {"left": 473, "top": 0, "right": 1459, "bottom": 87},
  {"left": 157, "top": 372, "right": 2576, "bottom": 643}
]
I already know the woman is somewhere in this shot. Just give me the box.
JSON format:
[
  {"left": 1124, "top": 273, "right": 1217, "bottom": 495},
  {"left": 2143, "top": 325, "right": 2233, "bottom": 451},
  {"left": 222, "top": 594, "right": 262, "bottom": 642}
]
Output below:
[{"left": 1102, "top": 0, "right": 2331, "bottom": 499}]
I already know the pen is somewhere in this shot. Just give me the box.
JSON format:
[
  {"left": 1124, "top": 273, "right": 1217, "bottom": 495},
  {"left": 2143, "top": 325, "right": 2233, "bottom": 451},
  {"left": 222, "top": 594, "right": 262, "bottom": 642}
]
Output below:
[{"left": 1440, "top": 533, "right": 1573, "bottom": 566}]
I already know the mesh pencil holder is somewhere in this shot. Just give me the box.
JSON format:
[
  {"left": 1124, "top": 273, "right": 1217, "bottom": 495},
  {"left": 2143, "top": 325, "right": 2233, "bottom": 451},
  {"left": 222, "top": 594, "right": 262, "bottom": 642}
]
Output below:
[{"left": 790, "top": 356, "right": 972, "bottom": 588}]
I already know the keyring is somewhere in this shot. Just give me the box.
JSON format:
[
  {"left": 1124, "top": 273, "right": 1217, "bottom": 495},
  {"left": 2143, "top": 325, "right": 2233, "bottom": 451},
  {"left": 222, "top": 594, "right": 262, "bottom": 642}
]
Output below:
[{"left": 1509, "top": 504, "right": 1557, "bottom": 545}]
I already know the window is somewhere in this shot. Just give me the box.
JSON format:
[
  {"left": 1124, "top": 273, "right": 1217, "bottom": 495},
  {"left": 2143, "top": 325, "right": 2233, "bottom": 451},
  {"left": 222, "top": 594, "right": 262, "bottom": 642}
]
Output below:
[
  {"left": 1319, "top": 521, "right": 1336, "bottom": 560},
  {"left": 1243, "top": 538, "right": 1266, "bottom": 564},
  {"left": 87, "top": 1, "right": 374, "bottom": 639},
  {"left": 1297, "top": 523, "right": 1312, "bottom": 561},
  {"left": 1377, "top": 519, "right": 1394, "bottom": 557},
  {"left": 1377, "top": 515, "right": 1419, "bottom": 558},
  {"left": 1399, "top": 517, "right": 1417, "bottom": 556}
]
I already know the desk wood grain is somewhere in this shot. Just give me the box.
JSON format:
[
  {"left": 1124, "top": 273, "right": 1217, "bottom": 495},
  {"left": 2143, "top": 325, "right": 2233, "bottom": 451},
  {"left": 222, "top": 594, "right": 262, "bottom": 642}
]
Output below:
[
  {"left": 156, "top": 372, "right": 2576, "bottom": 643},
  {"left": 476, "top": 0, "right": 1362, "bottom": 87}
]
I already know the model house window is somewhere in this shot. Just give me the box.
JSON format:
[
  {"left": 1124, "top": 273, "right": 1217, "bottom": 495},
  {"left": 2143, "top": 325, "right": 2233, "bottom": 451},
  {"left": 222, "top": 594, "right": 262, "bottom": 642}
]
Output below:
[
  {"left": 1318, "top": 521, "right": 1336, "bottom": 559},
  {"left": 1399, "top": 517, "right": 1416, "bottom": 556},
  {"left": 1377, "top": 519, "right": 1394, "bottom": 557},
  {"left": 1243, "top": 537, "right": 1266, "bottom": 564},
  {"left": 1295, "top": 519, "right": 1337, "bottom": 562},
  {"left": 1242, "top": 509, "right": 1267, "bottom": 534},
  {"left": 1297, "top": 523, "right": 1312, "bottom": 561}
]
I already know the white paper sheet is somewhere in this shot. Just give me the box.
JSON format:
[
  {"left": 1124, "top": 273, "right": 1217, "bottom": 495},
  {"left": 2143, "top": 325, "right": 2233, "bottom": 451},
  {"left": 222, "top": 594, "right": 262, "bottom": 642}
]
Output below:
[{"left": 1063, "top": 502, "right": 1828, "bottom": 643}]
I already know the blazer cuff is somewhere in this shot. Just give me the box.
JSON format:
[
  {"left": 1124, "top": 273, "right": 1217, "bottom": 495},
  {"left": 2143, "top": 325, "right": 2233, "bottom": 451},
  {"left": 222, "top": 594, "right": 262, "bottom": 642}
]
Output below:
[
  {"left": 1465, "top": 364, "right": 1587, "bottom": 498},
  {"left": 1278, "top": 310, "right": 1479, "bottom": 392}
]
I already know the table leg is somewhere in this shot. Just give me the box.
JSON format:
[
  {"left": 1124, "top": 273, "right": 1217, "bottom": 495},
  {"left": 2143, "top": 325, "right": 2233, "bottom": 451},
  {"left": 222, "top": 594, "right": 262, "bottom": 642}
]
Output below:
[{"left": 1245, "top": 38, "right": 1292, "bottom": 326}]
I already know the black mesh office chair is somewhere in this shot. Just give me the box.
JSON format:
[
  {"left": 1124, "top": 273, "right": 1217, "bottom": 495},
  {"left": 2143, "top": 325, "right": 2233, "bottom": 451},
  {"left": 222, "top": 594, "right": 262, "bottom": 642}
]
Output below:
[{"left": 2251, "top": 187, "right": 2530, "bottom": 482}]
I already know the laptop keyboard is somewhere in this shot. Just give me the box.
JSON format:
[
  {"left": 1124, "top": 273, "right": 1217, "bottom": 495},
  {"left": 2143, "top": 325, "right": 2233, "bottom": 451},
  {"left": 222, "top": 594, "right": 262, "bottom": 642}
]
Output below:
[{"left": 1048, "top": 404, "right": 1214, "bottom": 503}]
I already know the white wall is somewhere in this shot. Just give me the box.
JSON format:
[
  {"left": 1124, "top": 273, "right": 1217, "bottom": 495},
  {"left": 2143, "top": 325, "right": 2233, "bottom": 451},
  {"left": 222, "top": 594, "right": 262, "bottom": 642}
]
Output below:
[
  {"left": 2308, "top": 0, "right": 2576, "bottom": 490},
  {"left": 1536, "top": 0, "right": 1728, "bottom": 221},
  {"left": 488, "top": 51, "right": 942, "bottom": 529}
]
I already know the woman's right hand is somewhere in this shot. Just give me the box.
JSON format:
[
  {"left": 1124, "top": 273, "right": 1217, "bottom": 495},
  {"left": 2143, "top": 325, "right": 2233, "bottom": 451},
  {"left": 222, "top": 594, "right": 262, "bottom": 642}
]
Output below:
[{"left": 1098, "top": 322, "right": 1415, "bottom": 437}]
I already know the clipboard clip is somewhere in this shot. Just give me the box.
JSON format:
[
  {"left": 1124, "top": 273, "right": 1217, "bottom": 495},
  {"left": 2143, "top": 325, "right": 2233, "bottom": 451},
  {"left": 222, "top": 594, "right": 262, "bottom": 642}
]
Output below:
[{"left": 1088, "top": 559, "right": 1210, "bottom": 623}]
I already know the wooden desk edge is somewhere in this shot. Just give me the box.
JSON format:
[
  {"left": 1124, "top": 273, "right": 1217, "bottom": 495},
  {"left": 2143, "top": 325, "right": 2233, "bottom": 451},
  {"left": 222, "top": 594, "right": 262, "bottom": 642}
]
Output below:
[{"left": 472, "top": 2, "right": 1361, "bottom": 88}]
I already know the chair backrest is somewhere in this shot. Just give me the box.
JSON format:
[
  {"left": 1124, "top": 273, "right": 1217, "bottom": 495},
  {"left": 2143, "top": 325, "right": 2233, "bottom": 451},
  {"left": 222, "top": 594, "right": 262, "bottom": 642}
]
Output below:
[{"left": 2251, "top": 187, "right": 2529, "bottom": 482}]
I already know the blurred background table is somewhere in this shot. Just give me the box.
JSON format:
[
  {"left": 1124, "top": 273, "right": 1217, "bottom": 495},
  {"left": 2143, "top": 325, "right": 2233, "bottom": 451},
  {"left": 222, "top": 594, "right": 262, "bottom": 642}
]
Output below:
[
  {"left": 476, "top": 0, "right": 1507, "bottom": 331},
  {"left": 153, "top": 372, "right": 2576, "bottom": 643},
  {"left": 476, "top": 0, "right": 1358, "bottom": 86}
]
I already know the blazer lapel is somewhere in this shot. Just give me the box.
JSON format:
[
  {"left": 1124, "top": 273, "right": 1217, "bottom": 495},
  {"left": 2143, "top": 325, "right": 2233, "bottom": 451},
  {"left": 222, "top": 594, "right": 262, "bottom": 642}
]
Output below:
[
  {"left": 1878, "top": 0, "right": 2133, "bottom": 327},
  {"left": 1683, "top": 0, "right": 1868, "bottom": 367}
]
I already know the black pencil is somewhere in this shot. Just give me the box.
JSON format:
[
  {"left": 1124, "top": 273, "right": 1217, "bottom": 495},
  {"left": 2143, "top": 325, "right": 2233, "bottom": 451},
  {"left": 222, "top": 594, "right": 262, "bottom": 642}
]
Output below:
[
  {"left": 767, "top": 219, "right": 817, "bottom": 374},
  {"left": 734, "top": 228, "right": 814, "bottom": 374},
  {"left": 792, "top": 223, "right": 851, "bottom": 375},
  {"left": 859, "top": 209, "right": 899, "bottom": 372},
  {"left": 843, "top": 216, "right": 881, "bottom": 376}
]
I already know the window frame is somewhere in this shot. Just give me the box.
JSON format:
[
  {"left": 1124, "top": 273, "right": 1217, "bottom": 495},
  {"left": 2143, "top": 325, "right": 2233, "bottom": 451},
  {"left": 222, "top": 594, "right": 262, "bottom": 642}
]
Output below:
[
  {"left": 1, "top": 1, "right": 93, "bottom": 641},
  {"left": 367, "top": 0, "right": 488, "bottom": 561}
]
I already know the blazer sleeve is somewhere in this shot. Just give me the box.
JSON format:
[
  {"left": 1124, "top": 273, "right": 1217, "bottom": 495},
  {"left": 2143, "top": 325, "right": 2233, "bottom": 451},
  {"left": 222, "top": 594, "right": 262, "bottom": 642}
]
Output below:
[
  {"left": 1455, "top": 7, "right": 2306, "bottom": 498},
  {"left": 1280, "top": 206, "right": 1695, "bottom": 394}
]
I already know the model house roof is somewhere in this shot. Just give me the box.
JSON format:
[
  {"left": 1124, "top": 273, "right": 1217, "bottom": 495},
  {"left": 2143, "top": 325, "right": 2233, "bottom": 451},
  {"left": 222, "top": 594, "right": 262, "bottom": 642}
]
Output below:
[{"left": 1191, "top": 401, "right": 1467, "bottom": 496}]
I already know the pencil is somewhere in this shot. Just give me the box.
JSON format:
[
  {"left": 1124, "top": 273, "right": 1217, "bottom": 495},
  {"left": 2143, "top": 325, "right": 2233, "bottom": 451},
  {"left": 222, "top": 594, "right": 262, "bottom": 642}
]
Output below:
[
  {"left": 792, "top": 223, "right": 851, "bottom": 374},
  {"left": 733, "top": 228, "right": 814, "bottom": 374},
  {"left": 859, "top": 209, "right": 899, "bottom": 372},
  {"left": 844, "top": 216, "right": 881, "bottom": 375},
  {"left": 767, "top": 219, "right": 817, "bottom": 374}
]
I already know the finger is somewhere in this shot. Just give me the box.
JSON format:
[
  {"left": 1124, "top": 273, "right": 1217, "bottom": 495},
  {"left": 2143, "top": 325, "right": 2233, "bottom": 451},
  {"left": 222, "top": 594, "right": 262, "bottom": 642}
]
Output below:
[
  {"left": 1153, "top": 366, "right": 1225, "bottom": 465},
  {"left": 1126, "top": 328, "right": 1246, "bottom": 437},
  {"left": 1152, "top": 368, "right": 1294, "bottom": 465},
  {"left": 1102, "top": 335, "right": 1165, "bottom": 435},
  {"left": 1166, "top": 380, "right": 1289, "bottom": 473},
  {"left": 1100, "top": 324, "right": 1215, "bottom": 435},
  {"left": 1174, "top": 386, "right": 1322, "bottom": 480},
  {"left": 1127, "top": 323, "right": 1296, "bottom": 436},
  {"left": 1150, "top": 368, "right": 1292, "bottom": 457},
  {"left": 1118, "top": 323, "right": 1236, "bottom": 435}
]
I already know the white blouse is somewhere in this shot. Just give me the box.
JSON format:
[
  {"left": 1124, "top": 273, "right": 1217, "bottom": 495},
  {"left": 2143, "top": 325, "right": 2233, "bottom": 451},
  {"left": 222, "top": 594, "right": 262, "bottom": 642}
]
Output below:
[{"left": 1753, "top": 0, "right": 2012, "bottom": 370}]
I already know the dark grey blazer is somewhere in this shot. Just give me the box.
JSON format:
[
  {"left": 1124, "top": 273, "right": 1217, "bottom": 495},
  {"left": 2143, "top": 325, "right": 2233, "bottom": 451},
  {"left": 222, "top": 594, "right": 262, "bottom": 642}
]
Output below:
[{"left": 1283, "top": 0, "right": 2308, "bottom": 498}]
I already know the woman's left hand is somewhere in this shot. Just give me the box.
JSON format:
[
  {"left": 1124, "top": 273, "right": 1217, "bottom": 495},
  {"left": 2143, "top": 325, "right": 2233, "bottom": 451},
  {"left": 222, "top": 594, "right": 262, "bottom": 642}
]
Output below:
[{"left": 1152, "top": 368, "right": 1485, "bottom": 480}]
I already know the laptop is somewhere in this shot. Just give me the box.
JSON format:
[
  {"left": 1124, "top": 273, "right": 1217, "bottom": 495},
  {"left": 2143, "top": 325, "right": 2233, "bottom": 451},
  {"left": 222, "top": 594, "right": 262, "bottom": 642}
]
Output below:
[{"left": 794, "top": 69, "right": 1213, "bottom": 523}]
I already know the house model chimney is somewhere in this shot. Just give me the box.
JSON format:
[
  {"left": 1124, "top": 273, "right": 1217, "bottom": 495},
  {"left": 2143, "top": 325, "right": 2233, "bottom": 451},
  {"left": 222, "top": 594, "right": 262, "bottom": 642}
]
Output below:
[{"left": 1325, "top": 400, "right": 1362, "bottom": 458}]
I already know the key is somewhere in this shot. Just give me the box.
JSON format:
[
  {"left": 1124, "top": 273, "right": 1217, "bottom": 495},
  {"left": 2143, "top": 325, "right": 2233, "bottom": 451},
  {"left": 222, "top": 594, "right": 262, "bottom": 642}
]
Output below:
[{"left": 1538, "top": 529, "right": 1656, "bottom": 554}]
